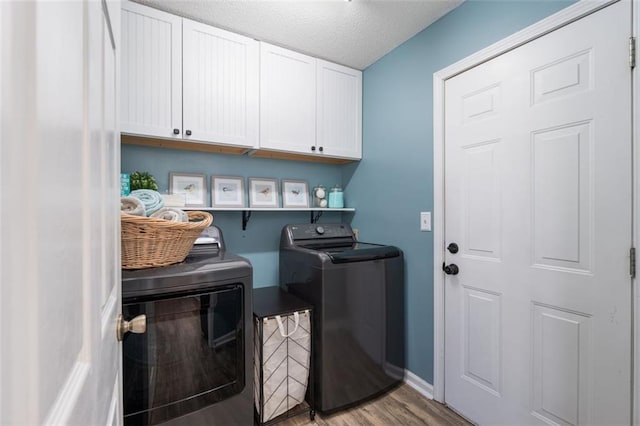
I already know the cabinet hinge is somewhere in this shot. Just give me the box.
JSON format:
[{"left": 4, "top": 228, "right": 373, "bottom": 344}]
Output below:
[
  {"left": 630, "top": 247, "right": 636, "bottom": 278},
  {"left": 630, "top": 37, "right": 636, "bottom": 69}
]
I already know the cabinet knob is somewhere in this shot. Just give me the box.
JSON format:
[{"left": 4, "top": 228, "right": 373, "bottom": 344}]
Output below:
[
  {"left": 319, "top": 146, "right": 324, "bottom": 152},
  {"left": 311, "top": 146, "right": 316, "bottom": 152},
  {"left": 173, "top": 128, "right": 180, "bottom": 135},
  {"left": 185, "top": 130, "right": 192, "bottom": 136}
]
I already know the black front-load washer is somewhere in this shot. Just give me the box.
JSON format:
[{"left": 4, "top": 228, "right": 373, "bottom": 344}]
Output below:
[
  {"left": 279, "top": 223, "right": 405, "bottom": 414},
  {"left": 121, "top": 225, "right": 253, "bottom": 426}
]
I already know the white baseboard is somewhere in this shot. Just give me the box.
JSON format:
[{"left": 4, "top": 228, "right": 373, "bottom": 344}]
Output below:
[{"left": 404, "top": 370, "right": 434, "bottom": 400}]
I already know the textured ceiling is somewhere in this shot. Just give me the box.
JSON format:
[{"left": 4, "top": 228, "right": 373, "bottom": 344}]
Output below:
[{"left": 134, "top": 0, "right": 464, "bottom": 70}]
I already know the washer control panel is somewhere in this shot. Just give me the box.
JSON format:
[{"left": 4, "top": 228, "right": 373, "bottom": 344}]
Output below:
[{"left": 288, "top": 223, "right": 353, "bottom": 240}]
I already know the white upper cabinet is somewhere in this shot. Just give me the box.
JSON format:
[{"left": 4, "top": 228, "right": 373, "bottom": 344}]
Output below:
[
  {"left": 259, "top": 43, "right": 362, "bottom": 160},
  {"left": 259, "top": 43, "right": 317, "bottom": 153},
  {"left": 121, "top": 2, "right": 182, "bottom": 139},
  {"left": 121, "top": 3, "right": 361, "bottom": 161},
  {"left": 121, "top": 2, "right": 259, "bottom": 148},
  {"left": 317, "top": 60, "right": 362, "bottom": 159},
  {"left": 183, "top": 20, "right": 259, "bottom": 148}
]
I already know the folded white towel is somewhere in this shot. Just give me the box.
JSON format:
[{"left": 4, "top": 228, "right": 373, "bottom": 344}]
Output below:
[
  {"left": 120, "top": 197, "right": 145, "bottom": 216},
  {"left": 150, "top": 207, "right": 189, "bottom": 222}
]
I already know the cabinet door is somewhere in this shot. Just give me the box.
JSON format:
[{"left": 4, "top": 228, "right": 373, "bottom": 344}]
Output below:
[
  {"left": 317, "top": 60, "right": 362, "bottom": 159},
  {"left": 260, "top": 43, "right": 316, "bottom": 154},
  {"left": 121, "top": 1, "right": 182, "bottom": 139},
  {"left": 183, "top": 20, "right": 259, "bottom": 148}
]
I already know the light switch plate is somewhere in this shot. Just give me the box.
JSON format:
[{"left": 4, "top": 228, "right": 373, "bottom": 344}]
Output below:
[{"left": 420, "top": 212, "right": 431, "bottom": 231}]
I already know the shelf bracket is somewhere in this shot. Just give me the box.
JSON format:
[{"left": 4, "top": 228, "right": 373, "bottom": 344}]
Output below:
[
  {"left": 310, "top": 210, "right": 323, "bottom": 224},
  {"left": 242, "top": 210, "right": 252, "bottom": 230}
]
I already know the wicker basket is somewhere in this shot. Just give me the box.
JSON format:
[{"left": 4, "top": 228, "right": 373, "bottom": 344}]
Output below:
[{"left": 121, "top": 211, "right": 213, "bottom": 269}]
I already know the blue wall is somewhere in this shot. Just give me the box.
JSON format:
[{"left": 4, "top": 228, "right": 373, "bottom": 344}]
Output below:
[
  {"left": 346, "top": 0, "right": 575, "bottom": 384},
  {"left": 121, "top": 144, "right": 347, "bottom": 286}
]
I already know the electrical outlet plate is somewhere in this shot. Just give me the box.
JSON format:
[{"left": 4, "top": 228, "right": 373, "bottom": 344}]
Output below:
[{"left": 420, "top": 212, "right": 431, "bottom": 231}]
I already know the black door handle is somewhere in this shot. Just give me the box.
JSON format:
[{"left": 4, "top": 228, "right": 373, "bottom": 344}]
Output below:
[
  {"left": 443, "top": 263, "right": 459, "bottom": 275},
  {"left": 173, "top": 128, "right": 180, "bottom": 135},
  {"left": 447, "top": 243, "right": 459, "bottom": 254},
  {"left": 185, "top": 130, "right": 192, "bottom": 136}
]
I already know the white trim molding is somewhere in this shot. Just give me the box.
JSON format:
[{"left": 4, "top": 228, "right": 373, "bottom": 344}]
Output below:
[
  {"left": 404, "top": 370, "right": 434, "bottom": 400},
  {"left": 633, "top": 0, "right": 639, "bottom": 424},
  {"left": 432, "top": 0, "right": 624, "bottom": 405}
]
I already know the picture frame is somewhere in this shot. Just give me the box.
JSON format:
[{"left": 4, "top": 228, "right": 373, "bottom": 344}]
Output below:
[
  {"left": 249, "top": 178, "right": 279, "bottom": 208},
  {"left": 281, "top": 179, "right": 309, "bottom": 208},
  {"left": 211, "top": 176, "right": 245, "bottom": 208},
  {"left": 169, "top": 172, "right": 207, "bottom": 207}
]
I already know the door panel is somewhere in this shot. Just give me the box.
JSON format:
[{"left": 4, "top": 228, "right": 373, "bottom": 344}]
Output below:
[
  {"left": 316, "top": 59, "right": 362, "bottom": 159},
  {"left": 531, "top": 304, "right": 591, "bottom": 425},
  {"left": 462, "top": 141, "right": 501, "bottom": 260},
  {"left": 462, "top": 286, "right": 501, "bottom": 396},
  {"left": 120, "top": 1, "right": 181, "bottom": 139},
  {"left": 0, "top": 1, "right": 121, "bottom": 424},
  {"left": 182, "top": 19, "right": 259, "bottom": 147},
  {"left": 532, "top": 122, "right": 591, "bottom": 272},
  {"left": 259, "top": 43, "right": 316, "bottom": 153},
  {"left": 444, "top": 2, "right": 631, "bottom": 424}
]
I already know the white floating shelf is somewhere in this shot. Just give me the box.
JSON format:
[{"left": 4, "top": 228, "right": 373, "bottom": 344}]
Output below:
[
  {"left": 182, "top": 207, "right": 355, "bottom": 212},
  {"left": 180, "top": 207, "right": 355, "bottom": 229}
]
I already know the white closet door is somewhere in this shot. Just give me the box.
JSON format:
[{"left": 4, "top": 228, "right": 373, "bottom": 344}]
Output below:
[
  {"left": 259, "top": 42, "right": 316, "bottom": 154},
  {"left": 121, "top": 1, "right": 181, "bottom": 139},
  {"left": 182, "top": 19, "right": 259, "bottom": 148},
  {"left": 317, "top": 60, "right": 362, "bottom": 160}
]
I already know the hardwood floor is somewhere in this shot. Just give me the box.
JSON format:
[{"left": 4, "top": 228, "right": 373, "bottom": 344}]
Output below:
[{"left": 276, "top": 384, "right": 472, "bottom": 426}]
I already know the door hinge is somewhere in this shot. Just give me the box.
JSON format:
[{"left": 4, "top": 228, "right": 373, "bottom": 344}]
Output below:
[
  {"left": 630, "top": 37, "right": 636, "bottom": 69},
  {"left": 630, "top": 247, "right": 636, "bottom": 278}
]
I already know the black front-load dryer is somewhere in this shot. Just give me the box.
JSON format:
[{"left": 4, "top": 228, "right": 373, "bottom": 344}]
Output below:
[
  {"left": 279, "top": 223, "right": 405, "bottom": 414},
  {"left": 121, "top": 225, "right": 253, "bottom": 426}
]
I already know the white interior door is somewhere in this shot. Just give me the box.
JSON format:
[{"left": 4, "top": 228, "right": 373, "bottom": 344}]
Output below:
[
  {"left": 0, "top": 1, "right": 122, "bottom": 424},
  {"left": 443, "top": 2, "right": 632, "bottom": 424}
]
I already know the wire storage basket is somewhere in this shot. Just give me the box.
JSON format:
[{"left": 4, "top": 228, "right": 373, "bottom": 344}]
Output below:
[{"left": 121, "top": 211, "right": 213, "bottom": 269}]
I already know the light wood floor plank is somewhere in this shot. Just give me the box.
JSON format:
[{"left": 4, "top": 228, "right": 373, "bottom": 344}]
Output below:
[{"left": 275, "top": 384, "right": 472, "bottom": 426}]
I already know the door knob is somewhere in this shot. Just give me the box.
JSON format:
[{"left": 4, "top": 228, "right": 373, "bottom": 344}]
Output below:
[
  {"left": 116, "top": 314, "right": 146, "bottom": 342},
  {"left": 447, "top": 243, "right": 459, "bottom": 254},
  {"left": 443, "top": 263, "right": 459, "bottom": 275}
]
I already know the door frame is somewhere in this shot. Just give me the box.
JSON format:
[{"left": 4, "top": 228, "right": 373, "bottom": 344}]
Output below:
[{"left": 432, "top": 0, "right": 637, "bottom": 418}]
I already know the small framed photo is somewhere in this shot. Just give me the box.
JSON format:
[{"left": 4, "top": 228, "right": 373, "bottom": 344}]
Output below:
[
  {"left": 249, "top": 178, "right": 279, "bottom": 208},
  {"left": 281, "top": 179, "right": 309, "bottom": 208},
  {"left": 211, "top": 176, "right": 245, "bottom": 208},
  {"left": 169, "top": 172, "right": 206, "bottom": 207}
]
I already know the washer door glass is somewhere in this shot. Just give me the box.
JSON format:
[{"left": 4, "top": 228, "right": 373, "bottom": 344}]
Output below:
[{"left": 122, "top": 285, "right": 244, "bottom": 425}]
